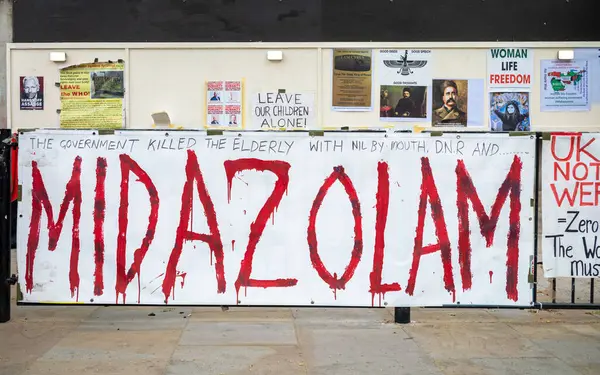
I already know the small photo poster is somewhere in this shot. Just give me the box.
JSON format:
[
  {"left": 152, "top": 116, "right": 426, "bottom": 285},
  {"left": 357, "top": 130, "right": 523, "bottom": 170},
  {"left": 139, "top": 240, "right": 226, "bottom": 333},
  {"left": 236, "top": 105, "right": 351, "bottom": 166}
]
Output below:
[
  {"left": 380, "top": 85, "right": 428, "bottom": 120},
  {"left": 490, "top": 92, "right": 530, "bottom": 132},
  {"left": 20, "top": 76, "right": 44, "bottom": 110},
  {"left": 431, "top": 79, "right": 484, "bottom": 128},
  {"left": 378, "top": 49, "right": 433, "bottom": 122},
  {"left": 205, "top": 80, "right": 243, "bottom": 129},
  {"left": 431, "top": 79, "right": 468, "bottom": 126}
]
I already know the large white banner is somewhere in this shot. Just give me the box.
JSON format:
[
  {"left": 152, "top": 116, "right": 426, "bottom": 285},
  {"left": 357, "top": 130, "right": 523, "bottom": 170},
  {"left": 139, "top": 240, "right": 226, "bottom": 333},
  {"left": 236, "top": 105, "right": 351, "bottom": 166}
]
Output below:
[
  {"left": 17, "top": 131, "right": 535, "bottom": 306},
  {"left": 542, "top": 133, "right": 600, "bottom": 277}
]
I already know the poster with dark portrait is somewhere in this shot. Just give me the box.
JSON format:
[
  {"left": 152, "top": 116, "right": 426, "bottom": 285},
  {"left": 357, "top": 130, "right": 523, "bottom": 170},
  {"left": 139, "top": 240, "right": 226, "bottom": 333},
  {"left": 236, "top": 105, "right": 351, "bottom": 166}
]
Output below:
[
  {"left": 20, "top": 76, "right": 44, "bottom": 110},
  {"left": 431, "top": 79, "right": 468, "bottom": 127},
  {"left": 379, "top": 85, "right": 427, "bottom": 119},
  {"left": 490, "top": 92, "right": 530, "bottom": 132}
]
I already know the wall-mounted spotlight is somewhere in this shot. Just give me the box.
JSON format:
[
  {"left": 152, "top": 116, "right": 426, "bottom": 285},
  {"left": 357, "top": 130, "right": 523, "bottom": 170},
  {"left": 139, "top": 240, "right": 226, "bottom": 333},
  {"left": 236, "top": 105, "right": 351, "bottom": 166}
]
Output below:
[
  {"left": 49, "top": 52, "right": 67, "bottom": 62},
  {"left": 267, "top": 51, "right": 283, "bottom": 62},
  {"left": 557, "top": 50, "right": 574, "bottom": 60}
]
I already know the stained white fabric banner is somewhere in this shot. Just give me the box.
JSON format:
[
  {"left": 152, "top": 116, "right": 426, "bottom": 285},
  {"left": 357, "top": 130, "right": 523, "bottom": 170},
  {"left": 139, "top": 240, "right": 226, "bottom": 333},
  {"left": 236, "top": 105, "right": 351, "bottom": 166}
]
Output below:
[{"left": 17, "top": 131, "right": 535, "bottom": 306}]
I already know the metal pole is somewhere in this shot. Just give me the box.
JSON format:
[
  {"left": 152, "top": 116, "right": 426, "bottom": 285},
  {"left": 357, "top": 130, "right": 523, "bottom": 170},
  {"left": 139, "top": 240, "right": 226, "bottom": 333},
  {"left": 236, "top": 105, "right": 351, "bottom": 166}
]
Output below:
[
  {"left": 0, "top": 130, "right": 12, "bottom": 323},
  {"left": 532, "top": 133, "right": 541, "bottom": 305},
  {"left": 394, "top": 307, "right": 410, "bottom": 324}
]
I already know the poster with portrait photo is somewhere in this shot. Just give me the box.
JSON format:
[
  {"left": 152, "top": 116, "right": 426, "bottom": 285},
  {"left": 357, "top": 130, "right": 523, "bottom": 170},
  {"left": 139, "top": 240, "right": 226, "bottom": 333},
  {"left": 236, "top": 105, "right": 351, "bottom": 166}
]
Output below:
[
  {"left": 205, "top": 80, "right": 243, "bottom": 129},
  {"left": 20, "top": 76, "right": 44, "bottom": 110},
  {"left": 378, "top": 49, "right": 433, "bottom": 122},
  {"left": 207, "top": 104, "right": 224, "bottom": 126},
  {"left": 431, "top": 79, "right": 484, "bottom": 127},
  {"left": 432, "top": 79, "right": 468, "bottom": 127},
  {"left": 380, "top": 85, "right": 427, "bottom": 120},
  {"left": 490, "top": 92, "right": 530, "bottom": 132},
  {"left": 207, "top": 81, "right": 223, "bottom": 103}
]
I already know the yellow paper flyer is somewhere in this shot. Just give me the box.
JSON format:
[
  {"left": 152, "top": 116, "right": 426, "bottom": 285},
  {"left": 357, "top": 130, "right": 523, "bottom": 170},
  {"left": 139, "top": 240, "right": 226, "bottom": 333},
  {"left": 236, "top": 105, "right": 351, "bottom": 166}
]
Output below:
[{"left": 60, "top": 62, "right": 125, "bottom": 129}]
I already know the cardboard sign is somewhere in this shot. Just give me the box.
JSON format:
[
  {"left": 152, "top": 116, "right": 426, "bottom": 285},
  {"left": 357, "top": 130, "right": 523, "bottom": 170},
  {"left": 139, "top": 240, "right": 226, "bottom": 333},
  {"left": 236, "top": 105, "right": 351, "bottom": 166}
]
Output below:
[{"left": 251, "top": 91, "right": 315, "bottom": 130}]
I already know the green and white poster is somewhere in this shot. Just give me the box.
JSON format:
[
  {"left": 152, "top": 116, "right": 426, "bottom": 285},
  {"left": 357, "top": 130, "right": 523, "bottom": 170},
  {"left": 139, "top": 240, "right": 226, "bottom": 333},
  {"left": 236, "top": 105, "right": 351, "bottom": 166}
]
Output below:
[{"left": 541, "top": 59, "right": 589, "bottom": 111}]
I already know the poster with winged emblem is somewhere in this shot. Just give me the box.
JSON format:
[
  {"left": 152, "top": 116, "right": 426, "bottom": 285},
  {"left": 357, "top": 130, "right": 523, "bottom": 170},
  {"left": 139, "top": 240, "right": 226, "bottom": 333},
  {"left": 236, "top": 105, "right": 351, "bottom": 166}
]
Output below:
[{"left": 378, "top": 49, "right": 433, "bottom": 123}]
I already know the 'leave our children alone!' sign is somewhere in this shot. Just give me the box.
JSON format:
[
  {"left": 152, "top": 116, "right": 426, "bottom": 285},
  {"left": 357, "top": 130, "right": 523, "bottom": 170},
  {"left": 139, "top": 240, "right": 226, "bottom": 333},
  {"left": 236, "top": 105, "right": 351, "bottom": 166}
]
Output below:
[{"left": 488, "top": 48, "right": 533, "bottom": 90}]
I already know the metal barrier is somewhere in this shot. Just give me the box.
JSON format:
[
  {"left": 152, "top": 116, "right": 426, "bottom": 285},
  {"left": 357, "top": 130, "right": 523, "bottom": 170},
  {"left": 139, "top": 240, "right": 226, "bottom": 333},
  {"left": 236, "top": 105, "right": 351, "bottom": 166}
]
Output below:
[
  {"left": 0, "top": 131, "right": 597, "bottom": 324},
  {"left": 0, "top": 129, "right": 13, "bottom": 323}
]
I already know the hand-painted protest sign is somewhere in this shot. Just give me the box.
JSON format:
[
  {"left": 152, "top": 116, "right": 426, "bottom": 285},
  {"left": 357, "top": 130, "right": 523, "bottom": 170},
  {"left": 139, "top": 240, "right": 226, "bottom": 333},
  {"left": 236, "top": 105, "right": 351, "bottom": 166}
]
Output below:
[
  {"left": 17, "top": 131, "right": 535, "bottom": 306},
  {"left": 487, "top": 48, "right": 533, "bottom": 91},
  {"left": 542, "top": 133, "right": 600, "bottom": 277},
  {"left": 251, "top": 91, "right": 315, "bottom": 130}
]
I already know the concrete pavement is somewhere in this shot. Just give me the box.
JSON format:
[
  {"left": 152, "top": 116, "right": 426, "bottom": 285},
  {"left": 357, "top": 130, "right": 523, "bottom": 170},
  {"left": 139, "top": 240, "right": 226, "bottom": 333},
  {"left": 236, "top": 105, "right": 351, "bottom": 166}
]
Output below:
[
  {"left": 1, "top": 301, "right": 600, "bottom": 375},
  {"left": 2, "top": 248, "right": 600, "bottom": 374}
]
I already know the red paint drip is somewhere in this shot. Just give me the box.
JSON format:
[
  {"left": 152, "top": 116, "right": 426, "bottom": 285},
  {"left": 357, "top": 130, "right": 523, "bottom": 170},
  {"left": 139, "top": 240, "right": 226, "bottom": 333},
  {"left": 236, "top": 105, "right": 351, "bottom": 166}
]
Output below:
[
  {"left": 26, "top": 157, "right": 82, "bottom": 300},
  {"left": 455, "top": 156, "right": 522, "bottom": 301},
  {"left": 176, "top": 271, "right": 187, "bottom": 288},
  {"left": 406, "top": 157, "right": 455, "bottom": 297},
  {"left": 307, "top": 165, "right": 363, "bottom": 299},
  {"left": 232, "top": 239, "right": 235, "bottom": 251},
  {"left": 243, "top": 210, "right": 247, "bottom": 215},
  {"left": 163, "top": 150, "right": 226, "bottom": 304},
  {"left": 489, "top": 270, "right": 494, "bottom": 284},
  {"left": 93, "top": 157, "right": 107, "bottom": 297},
  {"left": 224, "top": 159, "right": 298, "bottom": 304},
  {"left": 369, "top": 162, "right": 401, "bottom": 307},
  {"left": 451, "top": 290, "right": 456, "bottom": 303},
  {"left": 333, "top": 272, "right": 338, "bottom": 300},
  {"left": 115, "top": 155, "right": 160, "bottom": 305}
]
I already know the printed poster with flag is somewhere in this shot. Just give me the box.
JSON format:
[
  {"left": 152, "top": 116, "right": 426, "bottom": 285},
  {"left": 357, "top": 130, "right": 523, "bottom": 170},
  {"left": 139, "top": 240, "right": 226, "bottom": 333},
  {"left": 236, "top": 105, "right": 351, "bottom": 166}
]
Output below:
[{"left": 541, "top": 59, "right": 590, "bottom": 111}]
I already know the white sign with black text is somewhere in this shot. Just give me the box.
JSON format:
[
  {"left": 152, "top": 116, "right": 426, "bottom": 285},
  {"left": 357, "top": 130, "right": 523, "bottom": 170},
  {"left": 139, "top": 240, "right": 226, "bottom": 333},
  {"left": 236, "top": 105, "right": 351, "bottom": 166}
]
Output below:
[
  {"left": 251, "top": 91, "right": 316, "bottom": 130},
  {"left": 487, "top": 48, "right": 533, "bottom": 91}
]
